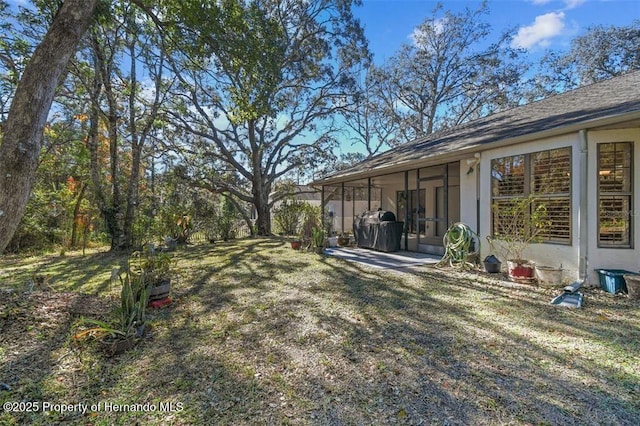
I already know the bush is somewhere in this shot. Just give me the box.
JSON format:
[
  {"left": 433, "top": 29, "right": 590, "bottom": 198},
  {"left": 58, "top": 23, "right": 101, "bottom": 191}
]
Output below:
[
  {"left": 273, "top": 199, "right": 306, "bottom": 236},
  {"left": 214, "top": 196, "right": 241, "bottom": 241},
  {"left": 491, "top": 194, "right": 551, "bottom": 262},
  {"left": 300, "top": 203, "right": 321, "bottom": 242}
]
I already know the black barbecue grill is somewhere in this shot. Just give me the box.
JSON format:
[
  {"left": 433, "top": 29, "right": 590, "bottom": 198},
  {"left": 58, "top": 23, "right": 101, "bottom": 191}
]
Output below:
[{"left": 353, "top": 210, "right": 404, "bottom": 253}]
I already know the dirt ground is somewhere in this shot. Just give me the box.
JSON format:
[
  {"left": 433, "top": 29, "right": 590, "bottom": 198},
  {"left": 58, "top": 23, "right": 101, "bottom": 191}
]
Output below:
[{"left": 1, "top": 240, "right": 639, "bottom": 425}]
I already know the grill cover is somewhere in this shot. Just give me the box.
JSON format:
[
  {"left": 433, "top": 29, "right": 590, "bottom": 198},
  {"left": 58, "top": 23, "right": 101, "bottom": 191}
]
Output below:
[{"left": 353, "top": 210, "right": 404, "bottom": 252}]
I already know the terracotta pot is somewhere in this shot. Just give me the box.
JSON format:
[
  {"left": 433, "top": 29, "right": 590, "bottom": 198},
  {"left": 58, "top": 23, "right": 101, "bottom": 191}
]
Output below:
[
  {"left": 290, "top": 241, "right": 302, "bottom": 250},
  {"left": 507, "top": 260, "right": 536, "bottom": 284}
]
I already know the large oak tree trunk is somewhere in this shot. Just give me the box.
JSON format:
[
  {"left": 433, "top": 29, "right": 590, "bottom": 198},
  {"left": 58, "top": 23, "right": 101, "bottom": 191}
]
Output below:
[
  {"left": 253, "top": 184, "right": 272, "bottom": 236},
  {"left": 0, "top": 0, "right": 98, "bottom": 253}
]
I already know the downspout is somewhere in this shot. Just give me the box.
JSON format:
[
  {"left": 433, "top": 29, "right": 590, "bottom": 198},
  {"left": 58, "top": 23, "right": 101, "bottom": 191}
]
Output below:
[
  {"left": 579, "top": 130, "right": 589, "bottom": 284},
  {"left": 367, "top": 178, "right": 371, "bottom": 211}
]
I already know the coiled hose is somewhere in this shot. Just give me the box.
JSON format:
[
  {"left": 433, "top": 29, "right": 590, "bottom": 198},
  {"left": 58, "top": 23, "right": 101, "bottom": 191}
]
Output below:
[{"left": 436, "top": 222, "right": 479, "bottom": 269}]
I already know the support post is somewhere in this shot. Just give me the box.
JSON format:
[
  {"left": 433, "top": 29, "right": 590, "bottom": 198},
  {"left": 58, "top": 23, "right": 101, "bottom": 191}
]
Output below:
[
  {"left": 352, "top": 186, "right": 355, "bottom": 227},
  {"left": 341, "top": 182, "right": 345, "bottom": 234},
  {"left": 321, "top": 185, "right": 326, "bottom": 232},
  {"left": 444, "top": 163, "right": 449, "bottom": 229},
  {"left": 404, "top": 170, "right": 409, "bottom": 251},
  {"left": 416, "top": 168, "right": 421, "bottom": 247}
]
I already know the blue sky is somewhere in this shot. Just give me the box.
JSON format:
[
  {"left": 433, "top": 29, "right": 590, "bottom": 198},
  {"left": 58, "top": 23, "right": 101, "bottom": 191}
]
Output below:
[
  {"left": 8, "top": 0, "right": 637, "bottom": 63},
  {"left": 355, "top": 0, "right": 640, "bottom": 64}
]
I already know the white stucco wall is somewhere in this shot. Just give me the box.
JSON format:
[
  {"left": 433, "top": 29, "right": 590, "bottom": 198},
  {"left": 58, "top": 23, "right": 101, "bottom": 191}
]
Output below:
[
  {"left": 479, "top": 133, "right": 582, "bottom": 282},
  {"left": 459, "top": 158, "right": 479, "bottom": 233},
  {"left": 478, "top": 128, "right": 640, "bottom": 285},
  {"left": 586, "top": 128, "right": 640, "bottom": 284}
]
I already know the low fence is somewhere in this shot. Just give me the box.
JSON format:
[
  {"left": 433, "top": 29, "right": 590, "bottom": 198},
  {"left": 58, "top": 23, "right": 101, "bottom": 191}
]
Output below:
[{"left": 189, "top": 222, "right": 253, "bottom": 243}]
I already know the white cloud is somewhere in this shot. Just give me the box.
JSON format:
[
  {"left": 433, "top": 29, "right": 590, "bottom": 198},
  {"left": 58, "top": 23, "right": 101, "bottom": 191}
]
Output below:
[
  {"left": 562, "top": 0, "right": 586, "bottom": 10},
  {"left": 530, "top": 0, "right": 586, "bottom": 9},
  {"left": 409, "top": 18, "right": 447, "bottom": 47},
  {"left": 511, "top": 12, "right": 566, "bottom": 49}
]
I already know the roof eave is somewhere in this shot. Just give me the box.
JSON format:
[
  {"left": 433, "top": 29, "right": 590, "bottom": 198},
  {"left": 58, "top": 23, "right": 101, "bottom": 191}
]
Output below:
[{"left": 311, "top": 109, "right": 640, "bottom": 187}]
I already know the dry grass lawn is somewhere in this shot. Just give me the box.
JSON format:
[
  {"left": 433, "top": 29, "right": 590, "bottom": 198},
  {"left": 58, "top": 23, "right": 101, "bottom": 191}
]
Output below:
[{"left": 1, "top": 238, "right": 639, "bottom": 425}]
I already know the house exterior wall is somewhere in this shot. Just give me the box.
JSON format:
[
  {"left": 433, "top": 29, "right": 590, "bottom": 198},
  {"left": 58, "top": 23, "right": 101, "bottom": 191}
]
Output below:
[
  {"left": 327, "top": 198, "right": 373, "bottom": 234},
  {"left": 479, "top": 133, "right": 582, "bottom": 282},
  {"left": 479, "top": 127, "right": 640, "bottom": 285},
  {"left": 460, "top": 158, "right": 479, "bottom": 234},
  {"left": 318, "top": 122, "right": 640, "bottom": 279},
  {"left": 586, "top": 128, "right": 640, "bottom": 284}
]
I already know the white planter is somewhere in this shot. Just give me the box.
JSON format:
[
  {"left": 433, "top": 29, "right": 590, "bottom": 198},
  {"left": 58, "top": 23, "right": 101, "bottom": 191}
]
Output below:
[
  {"left": 327, "top": 237, "right": 338, "bottom": 248},
  {"left": 535, "top": 265, "right": 563, "bottom": 287}
]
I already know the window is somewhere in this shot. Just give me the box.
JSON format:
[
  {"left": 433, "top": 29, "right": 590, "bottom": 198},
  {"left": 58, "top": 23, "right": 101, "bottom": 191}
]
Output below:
[
  {"left": 491, "top": 147, "right": 572, "bottom": 244},
  {"left": 598, "top": 142, "right": 633, "bottom": 248}
]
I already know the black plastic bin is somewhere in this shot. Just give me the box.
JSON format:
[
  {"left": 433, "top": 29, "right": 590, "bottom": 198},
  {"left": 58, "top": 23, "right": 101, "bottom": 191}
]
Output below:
[{"left": 353, "top": 210, "right": 404, "bottom": 253}]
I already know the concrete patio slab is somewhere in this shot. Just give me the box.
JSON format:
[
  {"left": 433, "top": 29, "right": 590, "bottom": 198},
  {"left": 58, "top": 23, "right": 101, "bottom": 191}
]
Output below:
[{"left": 324, "top": 247, "right": 440, "bottom": 270}]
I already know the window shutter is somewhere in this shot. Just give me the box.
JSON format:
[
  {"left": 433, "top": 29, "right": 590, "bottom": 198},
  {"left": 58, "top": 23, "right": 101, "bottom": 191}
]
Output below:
[{"left": 598, "top": 142, "right": 633, "bottom": 247}]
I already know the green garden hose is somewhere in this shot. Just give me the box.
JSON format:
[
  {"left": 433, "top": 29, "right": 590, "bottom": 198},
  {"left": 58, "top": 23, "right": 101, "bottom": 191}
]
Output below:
[{"left": 436, "top": 222, "right": 479, "bottom": 269}]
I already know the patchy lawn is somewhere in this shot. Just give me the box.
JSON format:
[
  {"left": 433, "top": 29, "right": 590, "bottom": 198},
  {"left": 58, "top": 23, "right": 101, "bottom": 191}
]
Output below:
[{"left": 1, "top": 238, "right": 639, "bottom": 425}]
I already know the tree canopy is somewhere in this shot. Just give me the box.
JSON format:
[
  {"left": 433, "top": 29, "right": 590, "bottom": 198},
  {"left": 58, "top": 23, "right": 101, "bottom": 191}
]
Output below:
[
  {"left": 357, "top": 2, "right": 526, "bottom": 147},
  {"left": 161, "top": 0, "right": 369, "bottom": 235},
  {"left": 534, "top": 20, "right": 640, "bottom": 95}
]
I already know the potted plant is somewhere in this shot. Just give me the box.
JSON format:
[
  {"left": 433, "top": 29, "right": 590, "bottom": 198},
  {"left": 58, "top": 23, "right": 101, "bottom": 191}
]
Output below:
[
  {"left": 311, "top": 227, "right": 325, "bottom": 254},
  {"left": 299, "top": 203, "right": 321, "bottom": 250},
  {"left": 324, "top": 210, "right": 337, "bottom": 247},
  {"left": 290, "top": 239, "right": 302, "bottom": 250},
  {"left": 491, "top": 195, "right": 550, "bottom": 283},
  {"left": 337, "top": 232, "right": 350, "bottom": 247},
  {"left": 132, "top": 250, "right": 172, "bottom": 301},
  {"left": 73, "top": 268, "right": 150, "bottom": 355},
  {"left": 483, "top": 236, "right": 502, "bottom": 273},
  {"left": 482, "top": 254, "right": 502, "bottom": 273}
]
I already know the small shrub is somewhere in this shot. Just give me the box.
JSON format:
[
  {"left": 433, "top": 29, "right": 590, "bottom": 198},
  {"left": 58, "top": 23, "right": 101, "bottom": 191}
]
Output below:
[
  {"left": 273, "top": 199, "right": 306, "bottom": 236},
  {"left": 300, "top": 203, "right": 321, "bottom": 243},
  {"left": 491, "top": 194, "right": 551, "bottom": 261},
  {"left": 311, "top": 227, "right": 325, "bottom": 249},
  {"left": 214, "top": 196, "right": 241, "bottom": 241}
]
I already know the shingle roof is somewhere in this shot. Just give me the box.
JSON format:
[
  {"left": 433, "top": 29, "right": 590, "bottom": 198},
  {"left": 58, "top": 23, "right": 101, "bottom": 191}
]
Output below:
[{"left": 315, "top": 71, "right": 640, "bottom": 184}]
